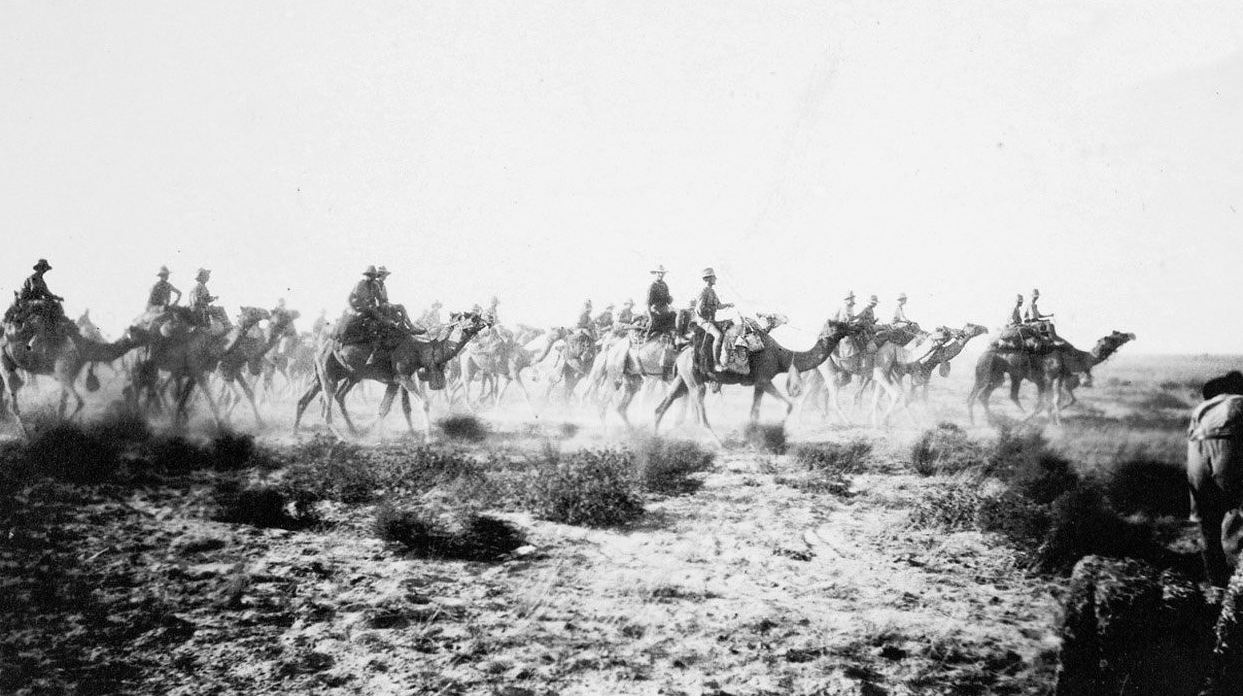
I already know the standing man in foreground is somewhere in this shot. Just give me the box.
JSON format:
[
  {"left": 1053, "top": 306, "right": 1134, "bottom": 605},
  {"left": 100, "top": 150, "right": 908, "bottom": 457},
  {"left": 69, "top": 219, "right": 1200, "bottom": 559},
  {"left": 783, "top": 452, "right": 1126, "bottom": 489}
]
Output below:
[{"left": 1187, "top": 370, "right": 1243, "bottom": 587}]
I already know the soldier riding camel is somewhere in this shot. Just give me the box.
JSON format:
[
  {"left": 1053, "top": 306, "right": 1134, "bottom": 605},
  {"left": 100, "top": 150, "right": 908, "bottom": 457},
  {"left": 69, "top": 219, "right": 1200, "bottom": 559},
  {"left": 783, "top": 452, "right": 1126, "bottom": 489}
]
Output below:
[
  {"left": 617, "top": 299, "right": 636, "bottom": 326},
  {"left": 694, "top": 267, "right": 734, "bottom": 372},
  {"left": 5, "top": 258, "right": 70, "bottom": 355},
  {"left": 646, "top": 265, "right": 675, "bottom": 337}
]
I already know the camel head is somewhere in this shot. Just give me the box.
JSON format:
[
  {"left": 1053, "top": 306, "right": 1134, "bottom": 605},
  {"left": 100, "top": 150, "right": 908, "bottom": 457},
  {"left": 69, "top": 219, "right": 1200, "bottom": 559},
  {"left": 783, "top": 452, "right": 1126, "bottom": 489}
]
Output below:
[
  {"left": 1093, "top": 330, "right": 1136, "bottom": 360},
  {"left": 237, "top": 306, "right": 272, "bottom": 327},
  {"left": 960, "top": 323, "right": 988, "bottom": 339}
]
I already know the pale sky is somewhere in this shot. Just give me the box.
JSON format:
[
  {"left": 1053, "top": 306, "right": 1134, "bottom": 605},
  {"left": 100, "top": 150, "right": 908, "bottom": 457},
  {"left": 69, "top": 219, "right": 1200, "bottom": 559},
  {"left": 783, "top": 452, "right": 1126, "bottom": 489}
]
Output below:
[{"left": 2, "top": 1, "right": 1240, "bottom": 352}]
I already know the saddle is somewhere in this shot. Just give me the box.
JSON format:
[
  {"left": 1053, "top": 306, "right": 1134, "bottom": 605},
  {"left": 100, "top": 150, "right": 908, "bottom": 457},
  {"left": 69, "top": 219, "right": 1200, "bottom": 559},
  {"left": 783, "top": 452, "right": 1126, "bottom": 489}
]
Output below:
[
  {"left": 693, "top": 320, "right": 762, "bottom": 377},
  {"left": 992, "top": 323, "right": 1063, "bottom": 353}
]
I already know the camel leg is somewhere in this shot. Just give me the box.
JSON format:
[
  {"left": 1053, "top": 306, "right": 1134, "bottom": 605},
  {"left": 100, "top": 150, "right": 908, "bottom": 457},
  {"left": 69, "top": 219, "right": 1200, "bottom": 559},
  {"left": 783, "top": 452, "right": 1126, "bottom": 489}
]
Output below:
[
  {"left": 760, "top": 379, "right": 794, "bottom": 423},
  {"left": 400, "top": 388, "right": 416, "bottom": 438},
  {"left": 613, "top": 373, "right": 643, "bottom": 429},
  {"left": 2, "top": 367, "right": 28, "bottom": 439},
  {"left": 293, "top": 380, "right": 323, "bottom": 432},
  {"left": 333, "top": 380, "right": 361, "bottom": 436},
  {"left": 653, "top": 376, "right": 689, "bottom": 434},
  {"left": 237, "top": 376, "right": 265, "bottom": 428},
  {"left": 396, "top": 376, "right": 432, "bottom": 443},
  {"left": 195, "top": 374, "right": 225, "bottom": 429}
]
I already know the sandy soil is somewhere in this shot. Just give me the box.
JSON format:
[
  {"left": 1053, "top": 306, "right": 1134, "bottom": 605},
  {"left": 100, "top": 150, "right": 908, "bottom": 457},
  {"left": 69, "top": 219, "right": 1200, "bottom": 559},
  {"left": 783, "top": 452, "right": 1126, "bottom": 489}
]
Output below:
[{"left": 2, "top": 351, "right": 1226, "bottom": 695}]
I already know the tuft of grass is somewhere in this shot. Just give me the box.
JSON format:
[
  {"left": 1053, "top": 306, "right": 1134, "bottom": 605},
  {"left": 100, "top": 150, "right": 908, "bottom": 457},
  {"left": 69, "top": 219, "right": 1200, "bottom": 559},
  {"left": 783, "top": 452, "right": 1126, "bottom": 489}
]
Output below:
[
  {"left": 528, "top": 446, "right": 644, "bottom": 527},
  {"left": 437, "top": 415, "right": 489, "bottom": 443},
  {"left": 909, "top": 423, "right": 987, "bottom": 476},
  {"left": 18, "top": 422, "right": 120, "bottom": 484},
  {"left": 794, "top": 440, "right": 873, "bottom": 476},
  {"left": 212, "top": 478, "right": 315, "bottom": 529},
  {"left": 908, "top": 485, "right": 982, "bottom": 532},
  {"left": 743, "top": 423, "right": 787, "bottom": 454},
  {"left": 373, "top": 504, "right": 526, "bottom": 561},
  {"left": 1103, "top": 458, "right": 1190, "bottom": 518},
  {"left": 633, "top": 438, "right": 714, "bottom": 495}
]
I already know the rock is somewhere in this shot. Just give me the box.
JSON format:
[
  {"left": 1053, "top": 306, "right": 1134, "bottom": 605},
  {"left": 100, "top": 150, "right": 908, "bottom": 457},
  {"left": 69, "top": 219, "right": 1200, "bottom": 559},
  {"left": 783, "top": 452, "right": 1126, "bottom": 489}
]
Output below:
[{"left": 1054, "top": 555, "right": 1217, "bottom": 696}]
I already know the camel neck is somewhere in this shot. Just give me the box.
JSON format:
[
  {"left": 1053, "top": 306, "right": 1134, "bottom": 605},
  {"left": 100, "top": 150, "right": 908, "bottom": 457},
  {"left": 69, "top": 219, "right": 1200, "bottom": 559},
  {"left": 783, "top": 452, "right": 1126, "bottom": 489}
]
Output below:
[{"left": 788, "top": 333, "right": 841, "bottom": 372}]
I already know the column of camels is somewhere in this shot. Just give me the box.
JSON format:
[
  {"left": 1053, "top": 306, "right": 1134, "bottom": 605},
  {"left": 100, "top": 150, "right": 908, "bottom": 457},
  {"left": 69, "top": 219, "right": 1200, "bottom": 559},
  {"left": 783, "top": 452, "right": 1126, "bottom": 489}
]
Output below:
[{"left": 0, "top": 275, "right": 1136, "bottom": 440}]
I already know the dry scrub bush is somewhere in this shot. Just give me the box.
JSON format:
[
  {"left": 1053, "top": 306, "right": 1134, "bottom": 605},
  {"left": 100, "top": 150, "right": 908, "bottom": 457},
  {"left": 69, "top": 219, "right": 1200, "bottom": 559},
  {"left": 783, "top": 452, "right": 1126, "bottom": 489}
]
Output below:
[
  {"left": 1103, "top": 458, "right": 1190, "bottom": 518},
  {"left": 795, "top": 440, "right": 873, "bottom": 476},
  {"left": 1137, "top": 390, "right": 1190, "bottom": 411},
  {"left": 437, "top": 414, "right": 489, "bottom": 443},
  {"left": 908, "top": 485, "right": 982, "bottom": 532},
  {"left": 909, "top": 422, "right": 987, "bottom": 476},
  {"left": 16, "top": 422, "right": 121, "bottom": 484},
  {"left": 373, "top": 504, "right": 525, "bottom": 561},
  {"left": 633, "top": 438, "right": 714, "bottom": 495},
  {"left": 278, "top": 436, "right": 486, "bottom": 506},
  {"left": 212, "top": 478, "right": 316, "bottom": 529},
  {"left": 908, "top": 425, "right": 1167, "bottom": 574},
  {"left": 528, "top": 446, "right": 644, "bottom": 527},
  {"left": 743, "top": 423, "right": 787, "bottom": 454}
]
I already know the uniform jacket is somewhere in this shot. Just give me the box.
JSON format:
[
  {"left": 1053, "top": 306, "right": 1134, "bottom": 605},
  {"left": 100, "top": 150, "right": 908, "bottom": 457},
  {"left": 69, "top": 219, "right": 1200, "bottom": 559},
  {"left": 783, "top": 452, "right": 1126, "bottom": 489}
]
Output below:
[
  {"left": 1190, "top": 394, "right": 1243, "bottom": 440},
  {"left": 188, "top": 281, "right": 215, "bottom": 310},
  {"left": 148, "top": 279, "right": 181, "bottom": 308},
  {"left": 20, "top": 273, "right": 58, "bottom": 303},
  {"left": 695, "top": 285, "right": 722, "bottom": 322},
  {"left": 647, "top": 280, "right": 672, "bottom": 310},
  {"left": 349, "top": 278, "right": 382, "bottom": 313}
]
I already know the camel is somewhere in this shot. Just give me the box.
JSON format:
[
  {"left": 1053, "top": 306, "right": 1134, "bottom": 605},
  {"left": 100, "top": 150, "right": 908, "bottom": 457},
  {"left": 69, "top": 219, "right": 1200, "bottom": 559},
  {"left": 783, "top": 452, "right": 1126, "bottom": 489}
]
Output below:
[
  {"left": 0, "top": 321, "right": 140, "bottom": 435},
  {"left": 967, "top": 330, "right": 1135, "bottom": 424},
  {"left": 867, "top": 324, "right": 988, "bottom": 427},
  {"left": 456, "top": 327, "right": 567, "bottom": 412},
  {"left": 127, "top": 307, "right": 271, "bottom": 428},
  {"left": 653, "top": 320, "right": 860, "bottom": 441},
  {"left": 594, "top": 333, "right": 680, "bottom": 427},
  {"left": 216, "top": 309, "right": 300, "bottom": 426},
  {"left": 292, "top": 311, "right": 490, "bottom": 442},
  {"left": 814, "top": 323, "right": 929, "bottom": 423},
  {"left": 541, "top": 330, "right": 598, "bottom": 406}
]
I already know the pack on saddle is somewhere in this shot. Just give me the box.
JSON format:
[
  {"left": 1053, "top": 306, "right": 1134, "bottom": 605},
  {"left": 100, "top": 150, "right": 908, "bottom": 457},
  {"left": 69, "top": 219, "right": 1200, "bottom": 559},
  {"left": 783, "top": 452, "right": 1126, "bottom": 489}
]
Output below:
[
  {"left": 692, "top": 318, "right": 766, "bottom": 377},
  {"left": 3, "top": 259, "right": 78, "bottom": 357},
  {"left": 991, "top": 323, "right": 1062, "bottom": 354}
]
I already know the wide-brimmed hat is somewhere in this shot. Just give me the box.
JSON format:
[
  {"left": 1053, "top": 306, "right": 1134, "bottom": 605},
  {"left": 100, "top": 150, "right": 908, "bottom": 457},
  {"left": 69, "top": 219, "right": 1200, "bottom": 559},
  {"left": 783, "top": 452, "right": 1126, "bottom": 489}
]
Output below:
[
  {"left": 1016, "top": 293, "right": 1024, "bottom": 301},
  {"left": 196, "top": 268, "right": 211, "bottom": 281},
  {"left": 868, "top": 294, "right": 878, "bottom": 304},
  {"left": 650, "top": 264, "right": 667, "bottom": 274},
  {"left": 605, "top": 304, "right": 615, "bottom": 310},
  {"left": 701, "top": 267, "right": 716, "bottom": 279},
  {"left": 363, "top": 265, "right": 378, "bottom": 277},
  {"left": 844, "top": 291, "right": 855, "bottom": 301},
  {"left": 623, "top": 299, "right": 634, "bottom": 306},
  {"left": 1032, "top": 288, "right": 1040, "bottom": 296},
  {"left": 157, "top": 265, "right": 171, "bottom": 277},
  {"left": 897, "top": 292, "right": 907, "bottom": 301},
  {"left": 33, "top": 258, "right": 51, "bottom": 272},
  {"left": 376, "top": 265, "right": 391, "bottom": 277}
]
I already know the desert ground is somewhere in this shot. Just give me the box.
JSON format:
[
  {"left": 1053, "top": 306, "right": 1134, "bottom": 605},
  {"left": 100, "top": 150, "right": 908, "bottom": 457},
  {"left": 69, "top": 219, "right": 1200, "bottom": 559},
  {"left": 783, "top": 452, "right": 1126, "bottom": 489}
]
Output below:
[{"left": 1, "top": 350, "right": 1231, "bottom": 695}]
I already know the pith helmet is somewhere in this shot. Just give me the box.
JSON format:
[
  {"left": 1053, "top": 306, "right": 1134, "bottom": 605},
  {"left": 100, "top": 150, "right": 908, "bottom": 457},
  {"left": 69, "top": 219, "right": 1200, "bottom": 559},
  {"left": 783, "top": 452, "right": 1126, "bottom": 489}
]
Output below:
[
  {"left": 650, "top": 264, "right": 667, "bottom": 274},
  {"left": 33, "top": 258, "right": 51, "bottom": 272},
  {"left": 196, "top": 268, "right": 211, "bottom": 281},
  {"left": 376, "top": 265, "right": 391, "bottom": 277},
  {"left": 363, "top": 265, "right": 378, "bottom": 277},
  {"left": 701, "top": 267, "right": 716, "bottom": 279},
  {"left": 157, "top": 265, "right": 171, "bottom": 277}
]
